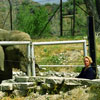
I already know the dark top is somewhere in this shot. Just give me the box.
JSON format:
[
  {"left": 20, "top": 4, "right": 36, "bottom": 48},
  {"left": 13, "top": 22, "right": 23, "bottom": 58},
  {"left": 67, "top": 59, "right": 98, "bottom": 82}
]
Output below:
[{"left": 77, "top": 67, "right": 96, "bottom": 79}]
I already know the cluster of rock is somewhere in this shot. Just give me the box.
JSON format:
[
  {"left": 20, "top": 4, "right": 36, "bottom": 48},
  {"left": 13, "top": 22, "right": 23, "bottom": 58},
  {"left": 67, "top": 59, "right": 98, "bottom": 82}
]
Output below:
[
  {"left": 1, "top": 70, "right": 100, "bottom": 99},
  {"left": 39, "top": 71, "right": 79, "bottom": 78}
]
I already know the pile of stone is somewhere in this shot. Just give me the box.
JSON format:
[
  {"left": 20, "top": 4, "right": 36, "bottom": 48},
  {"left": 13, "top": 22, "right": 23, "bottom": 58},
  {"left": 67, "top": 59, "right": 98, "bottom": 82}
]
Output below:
[
  {"left": 39, "top": 71, "right": 79, "bottom": 78},
  {"left": 0, "top": 69, "right": 100, "bottom": 99}
]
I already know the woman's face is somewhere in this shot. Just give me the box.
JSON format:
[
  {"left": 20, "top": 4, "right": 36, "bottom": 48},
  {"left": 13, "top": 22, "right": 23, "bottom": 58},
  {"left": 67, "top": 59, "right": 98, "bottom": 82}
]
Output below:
[{"left": 84, "top": 58, "right": 90, "bottom": 67}]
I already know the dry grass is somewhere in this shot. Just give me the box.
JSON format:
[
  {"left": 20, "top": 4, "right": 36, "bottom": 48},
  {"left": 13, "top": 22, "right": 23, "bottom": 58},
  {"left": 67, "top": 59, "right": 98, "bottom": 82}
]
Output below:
[
  {"left": 2, "top": 37, "right": 100, "bottom": 100},
  {"left": 33, "top": 38, "right": 84, "bottom": 64},
  {"left": 1, "top": 97, "right": 25, "bottom": 100}
]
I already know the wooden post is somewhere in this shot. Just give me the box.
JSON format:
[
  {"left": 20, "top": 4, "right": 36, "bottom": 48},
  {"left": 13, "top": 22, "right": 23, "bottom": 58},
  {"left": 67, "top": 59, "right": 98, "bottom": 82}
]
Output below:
[
  {"left": 88, "top": 16, "right": 97, "bottom": 74},
  {"left": 71, "top": 17, "right": 73, "bottom": 35},
  {"left": 8, "top": 0, "right": 12, "bottom": 30},
  {"left": 72, "top": 0, "right": 75, "bottom": 36},
  {"left": 60, "top": 0, "right": 63, "bottom": 36}
]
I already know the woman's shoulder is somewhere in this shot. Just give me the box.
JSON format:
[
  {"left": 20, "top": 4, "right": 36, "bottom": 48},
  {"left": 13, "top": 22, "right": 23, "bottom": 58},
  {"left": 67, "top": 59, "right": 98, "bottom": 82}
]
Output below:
[
  {"left": 87, "top": 67, "right": 95, "bottom": 72},
  {"left": 88, "top": 67, "right": 94, "bottom": 70}
]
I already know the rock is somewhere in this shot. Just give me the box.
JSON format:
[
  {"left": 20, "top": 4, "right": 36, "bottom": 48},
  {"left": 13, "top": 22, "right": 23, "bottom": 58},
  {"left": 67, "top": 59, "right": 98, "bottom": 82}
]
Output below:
[
  {"left": 41, "top": 83, "right": 51, "bottom": 89},
  {"left": 34, "top": 77, "right": 45, "bottom": 83},
  {"left": 12, "top": 90, "right": 27, "bottom": 97},
  {"left": 36, "top": 86, "right": 41, "bottom": 92},
  {"left": 38, "top": 71, "right": 79, "bottom": 78},
  {"left": 2, "top": 71, "right": 100, "bottom": 95},
  {"left": 0, "top": 91, "right": 6, "bottom": 99},
  {"left": 13, "top": 82, "right": 34, "bottom": 90},
  {"left": 28, "top": 76, "right": 35, "bottom": 82},
  {"left": 2, "top": 79, "right": 15, "bottom": 83},
  {"left": 0, "top": 83, "right": 13, "bottom": 91},
  {"left": 15, "top": 76, "right": 29, "bottom": 82},
  {"left": 39, "top": 72, "right": 44, "bottom": 76},
  {"left": 13, "top": 71, "right": 26, "bottom": 77},
  {"left": 45, "top": 77, "right": 64, "bottom": 85}
]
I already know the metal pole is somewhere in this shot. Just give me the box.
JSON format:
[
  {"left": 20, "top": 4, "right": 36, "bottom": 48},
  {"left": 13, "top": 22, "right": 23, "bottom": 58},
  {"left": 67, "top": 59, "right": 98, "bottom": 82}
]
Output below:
[
  {"left": 71, "top": 17, "right": 73, "bottom": 35},
  {"left": 60, "top": 0, "right": 63, "bottom": 36},
  {"left": 39, "top": 5, "right": 60, "bottom": 36},
  {"left": 83, "top": 41, "right": 87, "bottom": 56},
  {"left": 33, "top": 40, "right": 86, "bottom": 46},
  {"left": 8, "top": 0, "right": 12, "bottom": 30},
  {"left": 27, "top": 44, "right": 31, "bottom": 76},
  {"left": 31, "top": 43, "right": 36, "bottom": 76},
  {"left": 39, "top": 65, "right": 84, "bottom": 67},
  {"left": 88, "top": 16, "right": 97, "bottom": 74},
  {"left": 72, "top": 0, "right": 75, "bottom": 36}
]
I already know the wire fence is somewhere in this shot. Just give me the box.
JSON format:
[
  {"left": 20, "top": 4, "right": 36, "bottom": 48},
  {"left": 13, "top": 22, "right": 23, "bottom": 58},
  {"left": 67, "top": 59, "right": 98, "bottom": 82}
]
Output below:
[{"left": 0, "top": 0, "right": 88, "bottom": 36}]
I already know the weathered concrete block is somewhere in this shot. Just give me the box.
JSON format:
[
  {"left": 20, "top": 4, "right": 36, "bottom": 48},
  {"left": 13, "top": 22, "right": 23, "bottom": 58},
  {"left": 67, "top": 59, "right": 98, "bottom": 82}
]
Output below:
[
  {"left": 15, "top": 76, "right": 29, "bottom": 82},
  {"left": 1, "top": 83, "right": 13, "bottom": 91},
  {"left": 89, "top": 79, "right": 100, "bottom": 86},
  {"left": 12, "top": 90, "right": 27, "bottom": 97},
  {"left": 34, "top": 77, "right": 46, "bottom": 83},
  {"left": 64, "top": 78, "right": 90, "bottom": 86},
  {"left": 13, "top": 82, "right": 34, "bottom": 90},
  {"left": 45, "top": 77, "right": 64, "bottom": 84}
]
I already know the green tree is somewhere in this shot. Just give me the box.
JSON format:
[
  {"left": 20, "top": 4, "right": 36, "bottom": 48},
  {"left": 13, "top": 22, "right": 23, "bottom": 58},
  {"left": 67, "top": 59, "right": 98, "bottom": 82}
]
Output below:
[
  {"left": 16, "top": 4, "right": 50, "bottom": 37},
  {"left": 63, "top": 0, "right": 87, "bottom": 35},
  {"left": 83, "top": 0, "right": 100, "bottom": 32}
]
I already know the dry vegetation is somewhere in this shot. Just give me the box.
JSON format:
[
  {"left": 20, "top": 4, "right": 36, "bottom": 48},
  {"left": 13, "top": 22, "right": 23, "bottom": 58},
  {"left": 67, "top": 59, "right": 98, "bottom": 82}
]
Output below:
[{"left": 1, "top": 37, "right": 100, "bottom": 100}]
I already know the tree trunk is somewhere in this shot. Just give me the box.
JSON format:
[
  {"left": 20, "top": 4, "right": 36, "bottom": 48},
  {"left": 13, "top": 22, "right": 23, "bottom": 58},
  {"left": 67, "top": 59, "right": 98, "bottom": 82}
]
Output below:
[{"left": 84, "top": 0, "right": 100, "bottom": 32}]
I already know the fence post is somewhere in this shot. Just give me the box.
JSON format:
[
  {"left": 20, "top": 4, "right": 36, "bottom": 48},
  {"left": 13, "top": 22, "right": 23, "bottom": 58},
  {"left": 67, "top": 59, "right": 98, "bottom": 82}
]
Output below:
[
  {"left": 72, "top": 0, "right": 76, "bottom": 36},
  {"left": 8, "top": 0, "right": 12, "bottom": 30},
  {"left": 60, "top": 0, "right": 63, "bottom": 36},
  {"left": 83, "top": 40, "right": 87, "bottom": 56},
  {"left": 27, "top": 44, "right": 31, "bottom": 76},
  {"left": 88, "top": 16, "right": 97, "bottom": 75},
  {"left": 31, "top": 43, "right": 36, "bottom": 76}
]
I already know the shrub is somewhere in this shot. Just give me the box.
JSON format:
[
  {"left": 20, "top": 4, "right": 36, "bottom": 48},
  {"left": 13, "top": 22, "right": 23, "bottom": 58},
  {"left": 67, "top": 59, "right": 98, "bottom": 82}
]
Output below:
[{"left": 16, "top": 3, "right": 50, "bottom": 38}]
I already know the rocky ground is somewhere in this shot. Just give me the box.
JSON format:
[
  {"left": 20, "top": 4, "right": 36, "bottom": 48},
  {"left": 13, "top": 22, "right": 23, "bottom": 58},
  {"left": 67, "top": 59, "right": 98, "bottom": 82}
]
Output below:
[{"left": 0, "top": 69, "right": 100, "bottom": 100}]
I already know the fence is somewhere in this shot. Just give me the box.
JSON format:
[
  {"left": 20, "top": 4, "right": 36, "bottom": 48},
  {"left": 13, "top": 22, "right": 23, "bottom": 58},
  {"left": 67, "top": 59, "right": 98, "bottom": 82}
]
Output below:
[
  {"left": 0, "top": 41, "right": 32, "bottom": 76},
  {"left": 32, "top": 40, "right": 87, "bottom": 76},
  {"left": 0, "top": 0, "right": 88, "bottom": 36},
  {"left": 0, "top": 40, "right": 87, "bottom": 77}
]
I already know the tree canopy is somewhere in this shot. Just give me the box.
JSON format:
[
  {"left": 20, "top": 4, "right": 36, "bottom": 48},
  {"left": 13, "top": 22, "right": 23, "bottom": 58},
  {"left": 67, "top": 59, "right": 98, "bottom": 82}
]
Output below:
[{"left": 16, "top": 3, "right": 50, "bottom": 38}]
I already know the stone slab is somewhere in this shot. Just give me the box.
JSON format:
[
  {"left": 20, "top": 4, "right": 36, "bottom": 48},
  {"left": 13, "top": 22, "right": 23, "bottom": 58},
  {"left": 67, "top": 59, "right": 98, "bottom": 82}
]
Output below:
[
  {"left": 13, "top": 82, "right": 35, "bottom": 90},
  {"left": 1, "top": 83, "right": 13, "bottom": 91},
  {"left": 15, "top": 76, "right": 29, "bottom": 82}
]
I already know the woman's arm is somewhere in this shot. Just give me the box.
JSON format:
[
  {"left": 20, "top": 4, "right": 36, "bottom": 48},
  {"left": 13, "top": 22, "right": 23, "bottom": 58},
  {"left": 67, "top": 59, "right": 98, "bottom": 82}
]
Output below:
[{"left": 76, "top": 67, "right": 85, "bottom": 78}]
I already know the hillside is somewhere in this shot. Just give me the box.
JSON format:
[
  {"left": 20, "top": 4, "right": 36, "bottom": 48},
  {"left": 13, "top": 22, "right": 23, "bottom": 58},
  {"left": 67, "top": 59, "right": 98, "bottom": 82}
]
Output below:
[
  {"left": 0, "top": 0, "right": 39, "bottom": 30},
  {"left": 0, "top": 0, "right": 88, "bottom": 37}
]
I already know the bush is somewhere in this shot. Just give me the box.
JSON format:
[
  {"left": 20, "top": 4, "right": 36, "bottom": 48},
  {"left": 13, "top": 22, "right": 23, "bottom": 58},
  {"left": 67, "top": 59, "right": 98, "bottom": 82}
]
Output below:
[
  {"left": 16, "top": 3, "right": 50, "bottom": 38},
  {"left": 74, "top": 67, "right": 83, "bottom": 72},
  {"left": 97, "top": 55, "right": 100, "bottom": 65}
]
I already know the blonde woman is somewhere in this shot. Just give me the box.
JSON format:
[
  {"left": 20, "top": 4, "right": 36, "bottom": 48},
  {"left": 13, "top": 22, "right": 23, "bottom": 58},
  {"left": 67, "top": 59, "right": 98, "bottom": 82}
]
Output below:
[{"left": 76, "top": 56, "right": 96, "bottom": 79}]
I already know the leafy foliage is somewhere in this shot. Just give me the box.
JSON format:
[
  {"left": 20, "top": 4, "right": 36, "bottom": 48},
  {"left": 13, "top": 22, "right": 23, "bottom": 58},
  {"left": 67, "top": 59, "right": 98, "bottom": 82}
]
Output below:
[
  {"left": 16, "top": 3, "right": 50, "bottom": 38},
  {"left": 63, "top": 0, "right": 87, "bottom": 36}
]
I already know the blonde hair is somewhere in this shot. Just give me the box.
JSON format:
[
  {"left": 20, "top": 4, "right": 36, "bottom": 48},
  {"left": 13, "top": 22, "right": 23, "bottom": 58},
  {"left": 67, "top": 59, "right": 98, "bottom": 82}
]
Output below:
[{"left": 84, "top": 56, "right": 93, "bottom": 64}]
